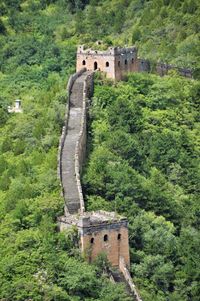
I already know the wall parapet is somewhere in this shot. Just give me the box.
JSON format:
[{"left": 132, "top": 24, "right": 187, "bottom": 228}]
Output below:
[
  {"left": 74, "top": 72, "right": 94, "bottom": 213},
  {"left": 77, "top": 45, "right": 137, "bottom": 56}
]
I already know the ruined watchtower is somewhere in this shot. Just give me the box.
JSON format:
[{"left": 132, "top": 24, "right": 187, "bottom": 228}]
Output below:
[
  {"left": 59, "top": 211, "right": 130, "bottom": 268},
  {"left": 76, "top": 45, "right": 138, "bottom": 81}
]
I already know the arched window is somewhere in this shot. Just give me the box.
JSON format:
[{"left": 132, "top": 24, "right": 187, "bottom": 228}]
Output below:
[
  {"left": 94, "top": 61, "right": 98, "bottom": 70},
  {"left": 118, "top": 61, "right": 120, "bottom": 67},
  {"left": 117, "top": 233, "right": 121, "bottom": 240},
  {"left": 90, "top": 237, "right": 94, "bottom": 244},
  {"left": 125, "top": 59, "right": 127, "bottom": 65},
  {"left": 106, "top": 61, "right": 109, "bottom": 67},
  {"left": 82, "top": 60, "right": 86, "bottom": 66},
  {"left": 104, "top": 234, "right": 108, "bottom": 242}
]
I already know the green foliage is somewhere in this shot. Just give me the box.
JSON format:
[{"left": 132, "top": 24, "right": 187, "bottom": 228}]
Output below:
[
  {"left": 73, "top": 0, "right": 200, "bottom": 73},
  {"left": 83, "top": 72, "right": 200, "bottom": 300},
  {"left": 0, "top": 1, "right": 130, "bottom": 299},
  {"left": 0, "top": 18, "right": 6, "bottom": 34},
  {"left": 0, "top": 0, "right": 199, "bottom": 300}
]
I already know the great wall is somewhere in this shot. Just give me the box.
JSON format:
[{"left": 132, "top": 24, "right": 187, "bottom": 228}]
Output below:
[
  {"left": 57, "top": 65, "right": 141, "bottom": 299},
  {"left": 57, "top": 45, "right": 193, "bottom": 300},
  {"left": 76, "top": 45, "right": 193, "bottom": 80}
]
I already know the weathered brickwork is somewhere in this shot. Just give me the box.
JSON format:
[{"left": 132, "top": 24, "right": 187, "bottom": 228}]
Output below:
[
  {"left": 77, "top": 45, "right": 193, "bottom": 80},
  {"left": 57, "top": 70, "right": 130, "bottom": 268},
  {"left": 57, "top": 67, "right": 140, "bottom": 298},
  {"left": 78, "top": 212, "right": 130, "bottom": 267},
  {"left": 77, "top": 45, "right": 138, "bottom": 81},
  {"left": 156, "top": 62, "right": 192, "bottom": 78},
  {"left": 59, "top": 211, "right": 130, "bottom": 267}
]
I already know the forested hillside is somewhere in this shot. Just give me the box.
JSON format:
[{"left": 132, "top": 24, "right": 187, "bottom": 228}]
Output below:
[
  {"left": 0, "top": 1, "right": 130, "bottom": 300},
  {"left": 74, "top": 0, "right": 200, "bottom": 75},
  {"left": 83, "top": 72, "right": 200, "bottom": 300},
  {"left": 0, "top": 0, "right": 199, "bottom": 300}
]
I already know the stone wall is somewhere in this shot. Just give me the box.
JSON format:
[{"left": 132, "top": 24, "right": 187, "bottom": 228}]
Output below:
[
  {"left": 77, "top": 45, "right": 138, "bottom": 81},
  {"left": 119, "top": 257, "right": 143, "bottom": 301},
  {"left": 57, "top": 68, "right": 138, "bottom": 298},
  {"left": 80, "top": 223, "right": 130, "bottom": 267},
  {"left": 137, "top": 58, "right": 151, "bottom": 72},
  {"left": 76, "top": 45, "right": 193, "bottom": 80},
  {"left": 74, "top": 72, "right": 94, "bottom": 213},
  {"left": 156, "top": 62, "right": 193, "bottom": 78},
  {"left": 57, "top": 67, "right": 86, "bottom": 197}
]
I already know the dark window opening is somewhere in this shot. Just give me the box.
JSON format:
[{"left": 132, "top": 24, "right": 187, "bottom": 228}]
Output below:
[
  {"left": 125, "top": 59, "right": 127, "bottom": 65},
  {"left": 104, "top": 234, "right": 108, "bottom": 242},
  {"left": 106, "top": 61, "right": 109, "bottom": 67},
  {"left": 94, "top": 61, "right": 98, "bottom": 70},
  {"left": 91, "top": 237, "right": 94, "bottom": 244},
  {"left": 118, "top": 233, "right": 121, "bottom": 240},
  {"left": 132, "top": 58, "right": 134, "bottom": 64},
  {"left": 82, "top": 60, "right": 86, "bottom": 65},
  {"left": 118, "top": 61, "right": 120, "bottom": 67}
]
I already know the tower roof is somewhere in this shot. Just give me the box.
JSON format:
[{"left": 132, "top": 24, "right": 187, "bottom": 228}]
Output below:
[{"left": 58, "top": 210, "right": 128, "bottom": 231}]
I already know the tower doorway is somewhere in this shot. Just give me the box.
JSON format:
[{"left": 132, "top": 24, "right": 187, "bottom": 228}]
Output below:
[{"left": 94, "top": 61, "right": 98, "bottom": 70}]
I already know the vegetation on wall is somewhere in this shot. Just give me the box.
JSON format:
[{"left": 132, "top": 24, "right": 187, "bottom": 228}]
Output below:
[{"left": 0, "top": 0, "right": 199, "bottom": 300}]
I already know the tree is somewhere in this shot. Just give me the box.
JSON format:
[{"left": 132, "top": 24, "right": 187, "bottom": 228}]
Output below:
[{"left": 0, "top": 18, "right": 6, "bottom": 34}]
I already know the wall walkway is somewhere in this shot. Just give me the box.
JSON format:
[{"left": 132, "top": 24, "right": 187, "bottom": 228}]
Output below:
[
  {"left": 58, "top": 69, "right": 141, "bottom": 300},
  {"left": 58, "top": 70, "right": 93, "bottom": 214}
]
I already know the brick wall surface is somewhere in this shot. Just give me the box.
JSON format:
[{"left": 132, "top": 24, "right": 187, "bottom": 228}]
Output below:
[
  {"left": 81, "top": 225, "right": 130, "bottom": 267},
  {"left": 76, "top": 45, "right": 193, "bottom": 80}
]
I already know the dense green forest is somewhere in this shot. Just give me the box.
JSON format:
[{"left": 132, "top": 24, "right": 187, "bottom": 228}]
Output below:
[
  {"left": 83, "top": 72, "right": 200, "bottom": 300},
  {"left": 0, "top": 0, "right": 199, "bottom": 300}
]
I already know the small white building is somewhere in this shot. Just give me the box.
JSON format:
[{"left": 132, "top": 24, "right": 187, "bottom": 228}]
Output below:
[{"left": 8, "top": 99, "right": 23, "bottom": 113}]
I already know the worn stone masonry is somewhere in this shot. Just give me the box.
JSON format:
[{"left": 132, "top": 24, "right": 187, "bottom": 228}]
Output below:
[
  {"left": 58, "top": 43, "right": 194, "bottom": 300},
  {"left": 76, "top": 45, "right": 193, "bottom": 80},
  {"left": 58, "top": 68, "right": 131, "bottom": 269},
  {"left": 77, "top": 45, "right": 138, "bottom": 81},
  {"left": 59, "top": 211, "right": 130, "bottom": 268},
  {"left": 57, "top": 49, "right": 149, "bottom": 299}
]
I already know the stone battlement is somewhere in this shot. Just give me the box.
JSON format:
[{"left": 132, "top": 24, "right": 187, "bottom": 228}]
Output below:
[
  {"left": 58, "top": 210, "right": 127, "bottom": 229},
  {"left": 77, "top": 45, "right": 137, "bottom": 56}
]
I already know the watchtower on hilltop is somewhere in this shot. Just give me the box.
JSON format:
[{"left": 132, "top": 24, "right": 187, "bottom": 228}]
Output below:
[{"left": 76, "top": 45, "right": 138, "bottom": 81}]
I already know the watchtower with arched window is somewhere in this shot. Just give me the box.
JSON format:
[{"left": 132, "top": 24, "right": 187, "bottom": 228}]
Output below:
[
  {"left": 77, "top": 211, "right": 130, "bottom": 267},
  {"left": 76, "top": 45, "right": 138, "bottom": 81}
]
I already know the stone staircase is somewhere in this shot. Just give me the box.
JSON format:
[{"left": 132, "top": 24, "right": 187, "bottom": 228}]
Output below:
[{"left": 61, "top": 72, "right": 89, "bottom": 214}]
